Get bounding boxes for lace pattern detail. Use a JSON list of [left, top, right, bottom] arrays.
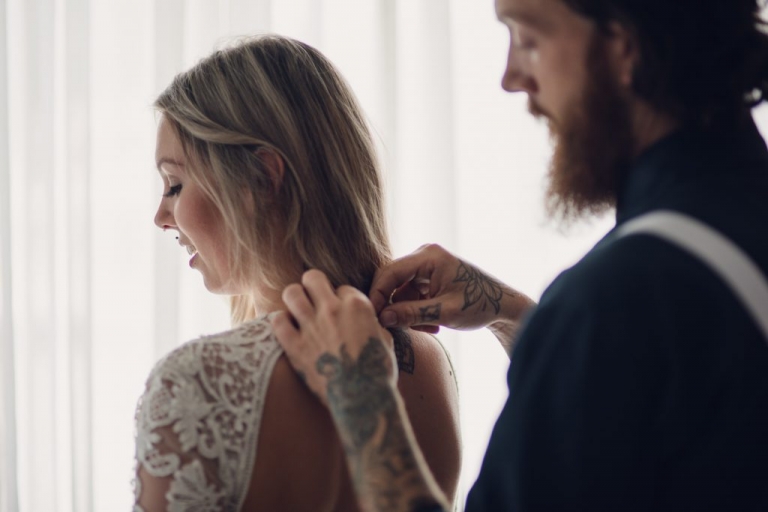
[[133, 314, 283, 511]]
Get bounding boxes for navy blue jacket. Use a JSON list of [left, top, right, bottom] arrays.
[[463, 117, 768, 511]]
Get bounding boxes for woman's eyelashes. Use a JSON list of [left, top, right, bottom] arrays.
[[164, 184, 182, 198]]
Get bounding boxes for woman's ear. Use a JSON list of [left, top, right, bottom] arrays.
[[255, 148, 285, 193]]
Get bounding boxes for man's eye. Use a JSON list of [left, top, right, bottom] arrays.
[[516, 36, 536, 51], [164, 184, 182, 198], [511, 27, 536, 52]]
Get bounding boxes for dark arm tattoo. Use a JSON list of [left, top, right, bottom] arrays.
[[317, 339, 445, 511], [453, 260, 506, 314], [392, 330, 415, 375], [317, 340, 393, 450]]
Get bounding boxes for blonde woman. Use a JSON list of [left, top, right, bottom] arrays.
[[133, 35, 461, 511]]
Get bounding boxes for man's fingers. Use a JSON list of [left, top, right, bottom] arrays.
[[272, 311, 330, 404], [301, 269, 337, 308], [390, 278, 432, 304], [337, 285, 378, 317], [336, 284, 368, 300], [370, 254, 438, 313], [370, 265, 417, 313], [378, 300, 444, 329], [271, 311, 301, 358], [271, 310, 297, 338], [281, 283, 315, 324]]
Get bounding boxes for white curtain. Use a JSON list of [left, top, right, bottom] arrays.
[[0, 0, 615, 510]]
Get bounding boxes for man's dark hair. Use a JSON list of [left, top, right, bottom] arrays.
[[562, 0, 768, 126]]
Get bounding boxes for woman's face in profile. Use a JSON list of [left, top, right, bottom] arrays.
[[153, 116, 238, 295]]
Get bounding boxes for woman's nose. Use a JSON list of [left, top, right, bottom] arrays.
[[154, 201, 175, 230]]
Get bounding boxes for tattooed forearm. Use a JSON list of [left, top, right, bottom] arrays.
[[453, 260, 508, 314], [318, 339, 447, 512], [317, 341, 393, 450], [368, 405, 425, 510]]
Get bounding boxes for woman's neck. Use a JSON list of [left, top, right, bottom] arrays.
[[249, 272, 300, 316], [251, 293, 287, 316]]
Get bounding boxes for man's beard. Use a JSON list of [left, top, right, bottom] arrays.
[[530, 36, 634, 225]]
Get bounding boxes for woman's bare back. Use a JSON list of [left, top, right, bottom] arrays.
[[243, 329, 461, 511]]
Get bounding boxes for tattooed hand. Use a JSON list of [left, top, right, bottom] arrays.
[[272, 269, 397, 406], [272, 270, 449, 512], [369, 244, 536, 352]]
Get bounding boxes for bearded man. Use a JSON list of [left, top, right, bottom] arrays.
[[273, 0, 768, 510]]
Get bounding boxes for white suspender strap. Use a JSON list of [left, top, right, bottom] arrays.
[[615, 210, 768, 343]]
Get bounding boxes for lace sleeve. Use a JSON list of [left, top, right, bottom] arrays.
[[132, 320, 283, 512], [133, 341, 233, 512]]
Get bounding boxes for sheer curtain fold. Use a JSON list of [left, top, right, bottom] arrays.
[[63, 0, 92, 510], [12, 0, 58, 511], [5, 0, 94, 510], [0, 0, 19, 508]]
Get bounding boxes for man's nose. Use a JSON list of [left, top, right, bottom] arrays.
[[501, 49, 537, 94]]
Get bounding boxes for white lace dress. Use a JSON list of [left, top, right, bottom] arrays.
[[133, 314, 283, 511]]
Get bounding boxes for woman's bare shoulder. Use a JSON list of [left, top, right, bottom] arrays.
[[395, 329, 462, 505], [393, 329, 457, 390]]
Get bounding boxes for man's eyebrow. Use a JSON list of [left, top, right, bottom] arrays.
[[156, 157, 184, 172], [497, 9, 548, 30]]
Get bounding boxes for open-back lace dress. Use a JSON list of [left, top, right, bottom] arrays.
[[133, 314, 282, 511]]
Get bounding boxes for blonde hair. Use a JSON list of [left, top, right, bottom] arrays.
[[155, 35, 392, 325]]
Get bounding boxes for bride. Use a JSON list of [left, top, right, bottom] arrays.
[[133, 35, 461, 511]]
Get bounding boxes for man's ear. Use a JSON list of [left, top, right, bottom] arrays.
[[604, 21, 639, 88], [255, 148, 286, 193]]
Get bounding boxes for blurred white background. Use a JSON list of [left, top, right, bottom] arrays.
[[10, 0, 759, 510]]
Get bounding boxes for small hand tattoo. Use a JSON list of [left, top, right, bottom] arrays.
[[419, 303, 441, 322], [453, 260, 505, 314]]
